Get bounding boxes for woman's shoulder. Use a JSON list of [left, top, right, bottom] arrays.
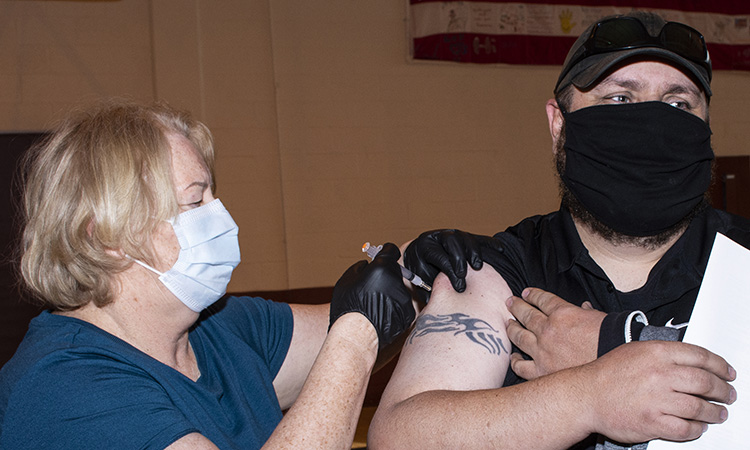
[[1, 314, 192, 449], [199, 295, 293, 333], [2, 311, 162, 399], [194, 296, 294, 370]]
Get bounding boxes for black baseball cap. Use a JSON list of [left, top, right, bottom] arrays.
[[554, 11, 712, 97]]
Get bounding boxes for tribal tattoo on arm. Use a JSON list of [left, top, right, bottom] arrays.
[[408, 313, 508, 356]]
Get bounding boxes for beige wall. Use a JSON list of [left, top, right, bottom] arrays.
[[3, 0, 750, 292]]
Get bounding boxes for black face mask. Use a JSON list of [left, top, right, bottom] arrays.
[[561, 101, 713, 237]]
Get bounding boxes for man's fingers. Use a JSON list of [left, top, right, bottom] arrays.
[[510, 352, 539, 380], [669, 342, 736, 383], [644, 341, 736, 405], [521, 287, 568, 315], [662, 390, 730, 425], [650, 415, 707, 443], [649, 392, 728, 442], [506, 296, 547, 331], [669, 365, 737, 405], [506, 319, 537, 353]]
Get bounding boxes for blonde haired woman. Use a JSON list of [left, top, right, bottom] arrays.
[[0, 99, 414, 449]]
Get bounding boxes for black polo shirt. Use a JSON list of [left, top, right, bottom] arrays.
[[493, 206, 750, 386]]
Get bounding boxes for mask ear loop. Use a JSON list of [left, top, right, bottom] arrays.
[[126, 255, 164, 276]]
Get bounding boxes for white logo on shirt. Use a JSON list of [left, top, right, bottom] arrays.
[[665, 318, 689, 329]]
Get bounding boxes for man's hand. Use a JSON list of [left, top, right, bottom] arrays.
[[330, 243, 416, 349], [583, 340, 737, 444], [403, 229, 504, 303], [506, 287, 605, 379]]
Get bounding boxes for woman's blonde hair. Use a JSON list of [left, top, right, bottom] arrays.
[[20, 99, 215, 310]]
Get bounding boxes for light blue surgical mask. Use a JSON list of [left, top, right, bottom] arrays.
[[132, 199, 241, 312]]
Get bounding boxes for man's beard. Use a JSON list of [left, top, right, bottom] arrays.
[[554, 130, 711, 250]]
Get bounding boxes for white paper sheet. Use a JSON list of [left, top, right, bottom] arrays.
[[648, 233, 749, 449]]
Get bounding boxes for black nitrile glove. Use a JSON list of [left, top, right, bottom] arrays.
[[330, 243, 415, 350], [404, 229, 504, 303]]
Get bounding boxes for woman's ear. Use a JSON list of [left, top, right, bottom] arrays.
[[88, 218, 125, 259], [546, 99, 564, 155], [104, 247, 126, 258]]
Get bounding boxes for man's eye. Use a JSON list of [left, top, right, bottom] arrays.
[[668, 100, 691, 110], [609, 95, 629, 103]]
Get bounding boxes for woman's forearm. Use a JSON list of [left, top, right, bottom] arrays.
[[264, 312, 378, 449]]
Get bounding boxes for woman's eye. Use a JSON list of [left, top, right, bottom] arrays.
[[179, 201, 202, 211]]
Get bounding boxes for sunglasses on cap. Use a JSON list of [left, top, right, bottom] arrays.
[[558, 16, 710, 89]]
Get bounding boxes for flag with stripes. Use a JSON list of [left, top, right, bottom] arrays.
[[409, 0, 750, 70]]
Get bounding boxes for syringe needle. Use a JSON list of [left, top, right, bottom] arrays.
[[362, 242, 432, 292]]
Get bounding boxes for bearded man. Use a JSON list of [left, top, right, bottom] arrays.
[[368, 11, 747, 450]]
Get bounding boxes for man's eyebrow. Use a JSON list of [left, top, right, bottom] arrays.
[[593, 77, 704, 101], [594, 77, 645, 92], [663, 83, 702, 98]]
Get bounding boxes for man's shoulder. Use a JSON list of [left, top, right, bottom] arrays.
[[703, 208, 750, 248], [492, 210, 570, 256], [494, 211, 561, 240], [487, 211, 571, 295]]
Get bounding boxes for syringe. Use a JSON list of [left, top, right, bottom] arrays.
[[362, 242, 432, 292]]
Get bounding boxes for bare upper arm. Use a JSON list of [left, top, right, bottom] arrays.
[[273, 302, 329, 409], [377, 266, 514, 408]]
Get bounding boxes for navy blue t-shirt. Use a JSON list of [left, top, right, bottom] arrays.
[[0, 296, 293, 449]]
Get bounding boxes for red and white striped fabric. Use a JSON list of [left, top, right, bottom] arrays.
[[409, 0, 750, 70]]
